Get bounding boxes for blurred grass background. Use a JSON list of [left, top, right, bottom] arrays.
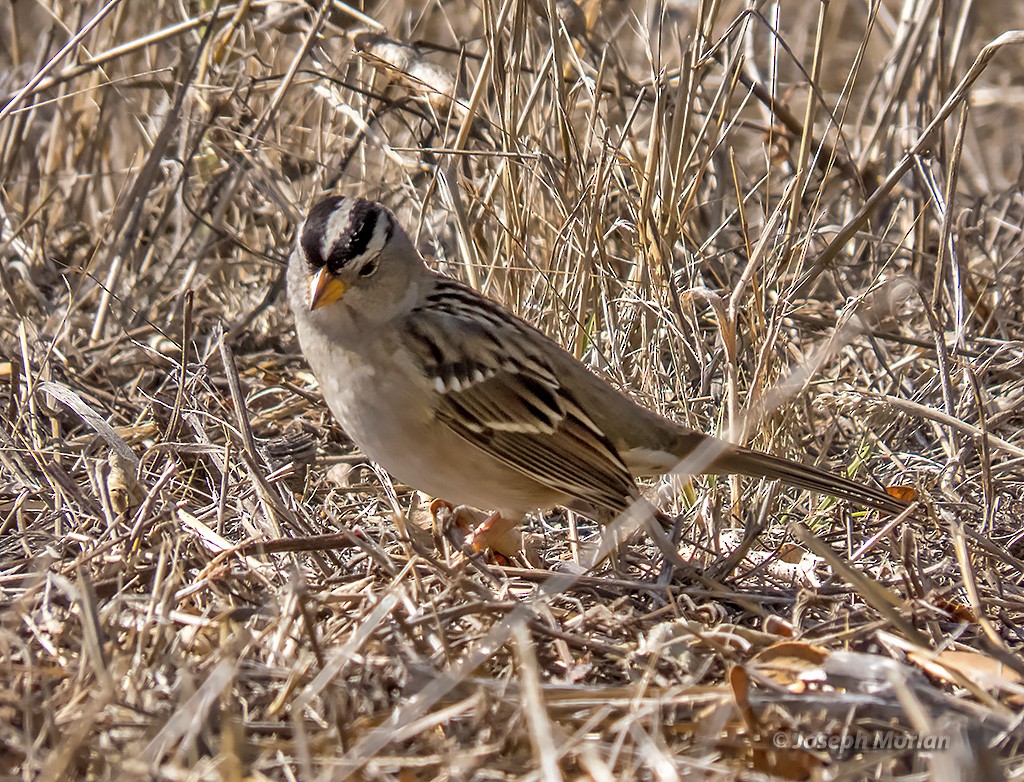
[[2, 0, 1024, 779]]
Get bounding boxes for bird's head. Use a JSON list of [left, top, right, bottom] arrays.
[[291, 195, 423, 326]]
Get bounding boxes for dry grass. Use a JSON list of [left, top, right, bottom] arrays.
[[3, 0, 1024, 779]]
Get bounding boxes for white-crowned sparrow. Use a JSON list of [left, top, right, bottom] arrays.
[[287, 195, 907, 521]]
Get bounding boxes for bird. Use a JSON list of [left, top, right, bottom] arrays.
[[286, 194, 908, 534]]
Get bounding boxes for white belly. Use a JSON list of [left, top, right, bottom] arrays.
[[298, 323, 563, 516]]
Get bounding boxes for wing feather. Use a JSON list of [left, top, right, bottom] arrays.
[[404, 279, 636, 513]]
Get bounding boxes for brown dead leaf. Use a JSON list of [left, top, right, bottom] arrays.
[[729, 665, 758, 731], [886, 485, 917, 503], [907, 649, 1023, 694], [467, 512, 522, 559], [106, 451, 142, 515], [729, 666, 818, 781], [750, 741, 819, 781], [763, 615, 795, 638], [750, 642, 830, 689], [928, 594, 979, 624]]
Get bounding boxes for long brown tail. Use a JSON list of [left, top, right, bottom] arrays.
[[713, 447, 909, 515]]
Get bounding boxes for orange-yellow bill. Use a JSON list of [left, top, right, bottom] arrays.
[[309, 268, 348, 310]]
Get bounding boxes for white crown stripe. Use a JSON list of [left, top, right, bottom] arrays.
[[322, 199, 358, 260]]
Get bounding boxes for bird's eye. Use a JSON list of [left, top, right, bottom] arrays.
[[358, 257, 379, 277]]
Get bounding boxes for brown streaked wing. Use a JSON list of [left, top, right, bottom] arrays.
[[404, 279, 638, 514]]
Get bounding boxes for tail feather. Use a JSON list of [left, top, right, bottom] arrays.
[[712, 447, 908, 515]]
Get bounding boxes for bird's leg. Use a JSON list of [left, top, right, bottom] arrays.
[[428, 499, 524, 561], [589, 504, 693, 580], [587, 508, 643, 575]]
